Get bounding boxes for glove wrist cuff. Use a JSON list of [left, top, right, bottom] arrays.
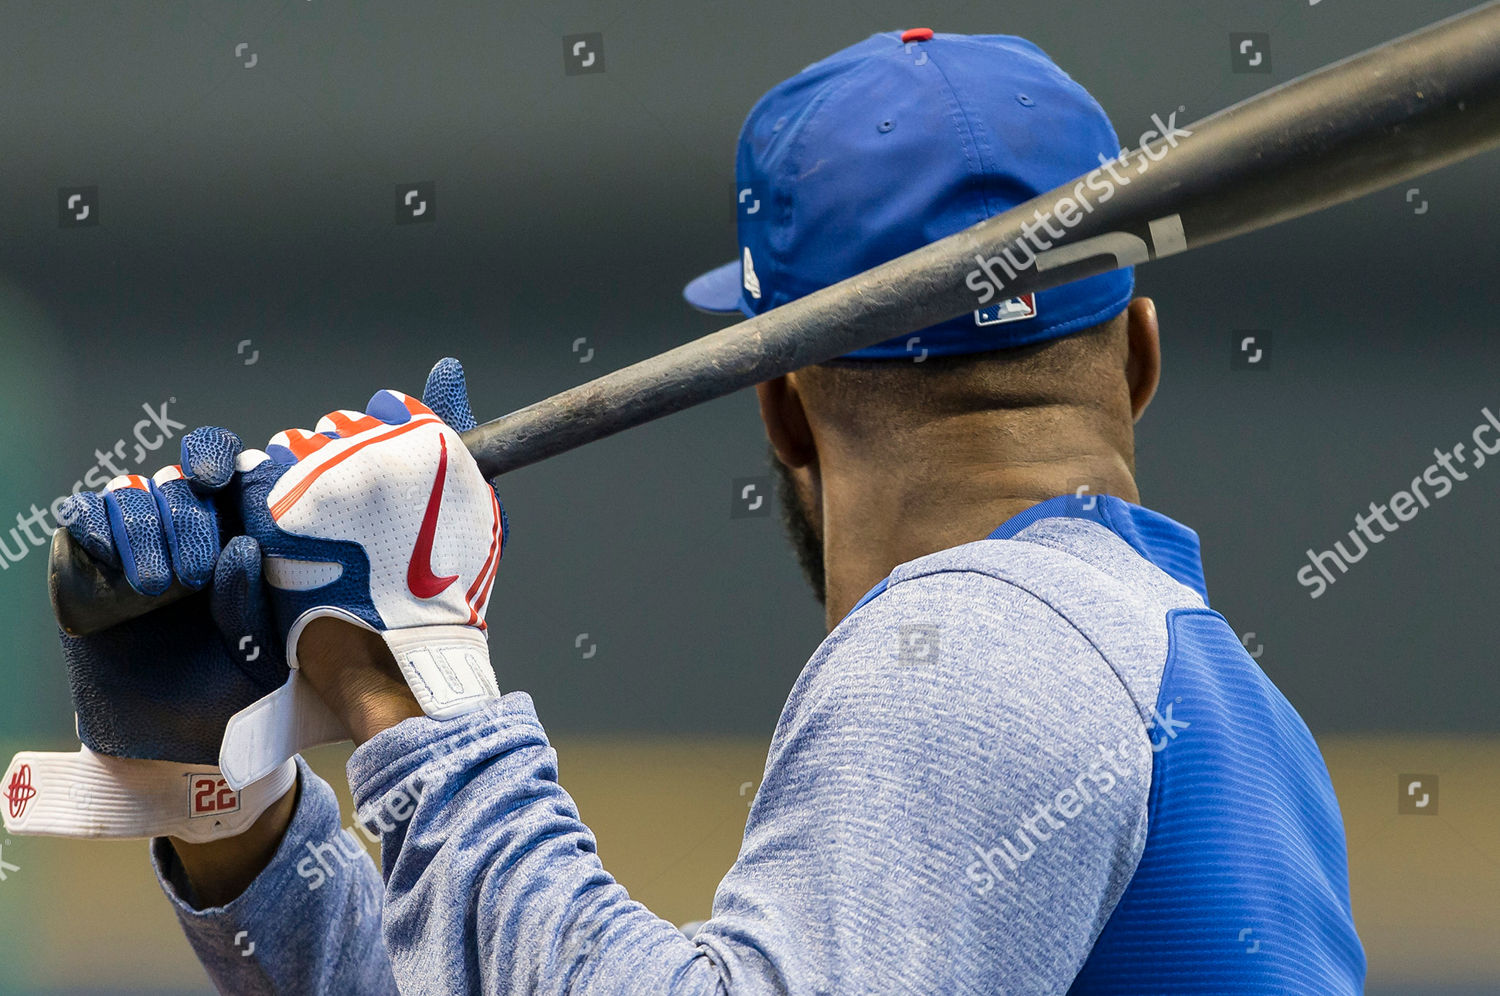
[[216, 623, 497, 791], [381, 624, 498, 719], [2, 746, 296, 842]]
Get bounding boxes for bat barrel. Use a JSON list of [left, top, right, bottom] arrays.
[[469, 0, 1500, 479], [53, 0, 1500, 634]]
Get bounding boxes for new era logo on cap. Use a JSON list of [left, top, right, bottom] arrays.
[[742, 247, 761, 299]]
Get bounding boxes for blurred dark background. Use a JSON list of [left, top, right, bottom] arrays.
[[0, 1, 1495, 991]]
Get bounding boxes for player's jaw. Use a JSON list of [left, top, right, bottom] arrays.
[[771, 448, 826, 608]]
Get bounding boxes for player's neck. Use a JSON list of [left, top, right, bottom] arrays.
[[818, 441, 1138, 629]]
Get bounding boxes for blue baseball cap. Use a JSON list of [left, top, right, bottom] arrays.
[[682, 28, 1134, 360]]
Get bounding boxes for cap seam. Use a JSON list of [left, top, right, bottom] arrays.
[[921, 43, 1000, 223], [768, 54, 892, 303], [939, 35, 1118, 139], [784, 54, 889, 194]]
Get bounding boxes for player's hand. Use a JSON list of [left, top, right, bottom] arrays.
[[217, 357, 506, 786], [1, 428, 297, 842]]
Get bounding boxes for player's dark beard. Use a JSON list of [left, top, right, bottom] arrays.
[[771, 449, 825, 606]]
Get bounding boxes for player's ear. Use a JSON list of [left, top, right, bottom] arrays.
[[1124, 296, 1161, 423], [756, 374, 816, 470]]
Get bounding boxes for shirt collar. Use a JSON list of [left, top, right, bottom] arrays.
[[986, 493, 1209, 603]]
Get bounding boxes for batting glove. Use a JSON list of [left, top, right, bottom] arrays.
[[218, 358, 506, 788], [2, 428, 296, 842]]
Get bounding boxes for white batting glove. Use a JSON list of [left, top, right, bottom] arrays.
[[218, 360, 505, 788]]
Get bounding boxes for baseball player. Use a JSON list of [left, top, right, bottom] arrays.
[[4, 29, 1364, 994]]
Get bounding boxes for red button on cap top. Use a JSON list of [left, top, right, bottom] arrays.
[[901, 27, 934, 43]]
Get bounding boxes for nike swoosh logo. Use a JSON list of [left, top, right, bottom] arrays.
[[407, 434, 460, 599]]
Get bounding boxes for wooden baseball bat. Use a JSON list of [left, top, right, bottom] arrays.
[[51, 0, 1500, 636]]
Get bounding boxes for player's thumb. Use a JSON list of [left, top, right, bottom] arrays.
[[422, 354, 509, 551], [422, 356, 477, 432], [210, 535, 284, 690]]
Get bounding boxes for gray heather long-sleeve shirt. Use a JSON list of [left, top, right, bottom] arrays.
[[153, 494, 1364, 994]]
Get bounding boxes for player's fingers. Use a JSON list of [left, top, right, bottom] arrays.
[[210, 534, 283, 688], [103, 475, 172, 596], [365, 389, 435, 425], [231, 447, 292, 527], [232, 447, 285, 490], [59, 491, 120, 570], [265, 428, 332, 466], [179, 426, 243, 492], [421, 357, 478, 432], [151, 466, 218, 590], [314, 409, 383, 438], [235, 448, 272, 475]]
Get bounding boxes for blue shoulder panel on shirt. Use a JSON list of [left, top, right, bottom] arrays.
[[989, 494, 1208, 603], [845, 577, 889, 617], [1069, 608, 1365, 994]]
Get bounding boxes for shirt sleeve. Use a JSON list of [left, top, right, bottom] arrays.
[[152, 755, 399, 995], [347, 568, 1154, 996]]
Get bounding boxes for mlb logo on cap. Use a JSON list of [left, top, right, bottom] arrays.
[[976, 294, 1038, 327], [683, 29, 1134, 360]]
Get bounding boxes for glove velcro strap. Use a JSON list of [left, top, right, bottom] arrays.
[[381, 624, 498, 719], [218, 619, 496, 791], [219, 670, 347, 791], [1, 746, 295, 842]]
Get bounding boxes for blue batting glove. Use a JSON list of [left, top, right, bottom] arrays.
[[59, 427, 288, 763], [2, 427, 296, 842]]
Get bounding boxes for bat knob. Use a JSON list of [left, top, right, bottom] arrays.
[[48, 527, 192, 637]]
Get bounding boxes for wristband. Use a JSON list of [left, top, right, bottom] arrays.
[[2, 745, 296, 843]]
